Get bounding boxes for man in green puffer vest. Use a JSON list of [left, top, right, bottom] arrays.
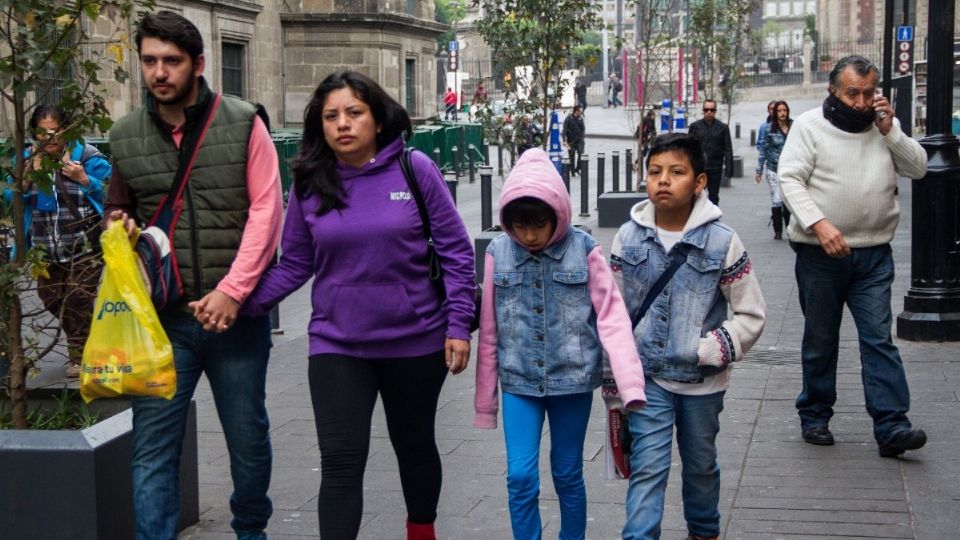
[[104, 11, 282, 540]]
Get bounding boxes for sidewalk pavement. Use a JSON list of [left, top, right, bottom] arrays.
[[33, 96, 956, 539]]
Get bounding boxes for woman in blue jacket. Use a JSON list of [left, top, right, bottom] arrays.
[[4, 105, 110, 376]]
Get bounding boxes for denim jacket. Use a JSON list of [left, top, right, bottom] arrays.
[[611, 191, 758, 383], [489, 227, 604, 395]]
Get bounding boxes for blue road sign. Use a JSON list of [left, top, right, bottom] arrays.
[[897, 26, 913, 42], [448, 40, 458, 51]]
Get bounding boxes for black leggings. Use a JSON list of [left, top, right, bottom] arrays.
[[308, 351, 448, 539]]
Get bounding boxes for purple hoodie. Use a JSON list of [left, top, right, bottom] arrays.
[[242, 137, 475, 358]]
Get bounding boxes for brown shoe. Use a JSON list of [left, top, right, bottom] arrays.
[[65, 363, 81, 378]]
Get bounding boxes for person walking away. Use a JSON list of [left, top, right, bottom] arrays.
[[474, 148, 646, 540], [241, 70, 476, 540], [104, 11, 282, 539], [516, 116, 538, 156], [574, 79, 588, 112], [443, 87, 457, 120], [610, 134, 766, 540], [3, 105, 110, 378], [755, 100, 793, 239], [562, 105, 586, 175], [687, 99, 733, 206], [778, 55, 928, 457]]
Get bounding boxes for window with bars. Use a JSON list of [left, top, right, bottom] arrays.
[[222, 42, 245, 98]]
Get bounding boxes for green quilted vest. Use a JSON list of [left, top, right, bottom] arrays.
[[109, 94, 256, 303]]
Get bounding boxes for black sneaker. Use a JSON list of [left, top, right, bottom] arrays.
[[879, 428, 927, 457], [801, 426, 835, 445]]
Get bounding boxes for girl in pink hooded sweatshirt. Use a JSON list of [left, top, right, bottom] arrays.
[[474, 149, 646, 539]]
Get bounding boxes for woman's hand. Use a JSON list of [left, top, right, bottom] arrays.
[[755, 172, 762, 184], [445, 338, 471, 374], [60, 156, 89, 186]]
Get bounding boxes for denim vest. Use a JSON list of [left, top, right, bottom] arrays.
[[489, 227, 603, 397], [615, 220, 734, 382]]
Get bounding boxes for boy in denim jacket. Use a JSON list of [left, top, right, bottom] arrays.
[[609, 134, 766, 540], [474, 148, 646, 540]]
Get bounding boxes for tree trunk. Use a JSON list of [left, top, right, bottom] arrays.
[[5, 298, 27, 429]]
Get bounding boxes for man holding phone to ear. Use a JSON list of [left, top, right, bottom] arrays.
[[778, 55, 929, 458]]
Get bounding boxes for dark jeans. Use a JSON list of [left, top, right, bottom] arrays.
[[704, 169, 722, 206], [567, 140, 584, 173], [309, 351, 448, 539], [793, 243, 913, 444], [36, 254, 101, 363], [132, 313, 273, 539]]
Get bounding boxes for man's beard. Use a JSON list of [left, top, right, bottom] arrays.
[[153, 76, 195, 106]]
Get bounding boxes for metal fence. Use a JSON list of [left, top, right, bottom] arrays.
[[740, 38, 886, 88]]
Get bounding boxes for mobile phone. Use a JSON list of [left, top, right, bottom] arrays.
[[875, 89, 887, 120]]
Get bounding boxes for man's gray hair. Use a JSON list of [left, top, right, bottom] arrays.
[[828, 55, 880, 92]]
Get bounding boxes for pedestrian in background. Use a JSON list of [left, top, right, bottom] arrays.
[[779, 55, 928, 457], [756, 100, 793, 239], [562, 105, 585, 175], [610, 134, 766, 540], [474, 148, 646, 540], [755, 100, 776, 156], [3, 105, 110, 378], [443, 86, 457, 120], [242, 70, 476, 540], [105, 11, 282, 539], [688, 99, 733, 206], [608, 73, 623, 108], [574, 78, 588, 112]]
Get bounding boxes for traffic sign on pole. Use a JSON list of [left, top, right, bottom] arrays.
[[896, 26, 913, 42]]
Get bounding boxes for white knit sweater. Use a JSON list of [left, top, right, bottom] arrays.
[[778, 107, 927, 247]]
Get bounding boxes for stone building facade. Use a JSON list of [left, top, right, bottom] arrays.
[[2, 0, 445, 136]]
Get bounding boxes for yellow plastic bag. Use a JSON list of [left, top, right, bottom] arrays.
[[81, 221, 176, 403]]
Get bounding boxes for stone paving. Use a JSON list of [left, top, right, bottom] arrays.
[[81, 95, 957, 539]]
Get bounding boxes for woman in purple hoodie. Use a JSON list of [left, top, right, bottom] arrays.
[[242, 71, 475, 540]]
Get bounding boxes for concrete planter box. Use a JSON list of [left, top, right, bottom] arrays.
[[598, 192, 648, 228], [0, 395, 199, 539]]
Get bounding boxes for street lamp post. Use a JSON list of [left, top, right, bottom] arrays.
[[895, 0, 960, 341]]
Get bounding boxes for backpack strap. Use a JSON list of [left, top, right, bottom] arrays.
[[631, 243, 692, 329]]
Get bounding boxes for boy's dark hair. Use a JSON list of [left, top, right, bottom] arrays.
[[501, 197, 557, 231], [645, 133, 706, 176], [136, 11, 204, 61]]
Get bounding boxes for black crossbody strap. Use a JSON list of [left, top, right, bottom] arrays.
[[399, 148, 444, 283], [149, 93, 222, 227], [631, 243, 692, 329]]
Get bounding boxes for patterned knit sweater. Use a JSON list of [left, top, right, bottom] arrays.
[[778, 107, 927, 247]]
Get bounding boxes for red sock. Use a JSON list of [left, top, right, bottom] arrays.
[[406, 520, 436, 540]]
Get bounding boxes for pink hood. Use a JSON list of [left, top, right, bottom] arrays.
[[498, 148, 572, 247]]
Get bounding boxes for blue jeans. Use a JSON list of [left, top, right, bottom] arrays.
[[623, 379, 724, 540], [502, 391, 593, 540], [793, 243, 913, 444], [131, 313, 273, 540]]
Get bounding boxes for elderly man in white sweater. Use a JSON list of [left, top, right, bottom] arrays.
[[778, 55, 928, 458]]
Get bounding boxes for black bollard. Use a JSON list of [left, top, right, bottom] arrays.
[[480, 166, 494, 231], [735, 122, 741, 139], [469, 144, 477, 183], [579, 154, 590, 217], [750, 129, 756, 147], [433, 147, 442, 168], [270, 305, 283, 335], [451, 145, 460, 177], [612, 151, 620, 192], [561, 157, 571, 193], [596, 152, 606, 206], [444, 172, 458, 205], [497, 143, 504, 177], [511, 142, 516, 167], [482, 139, 489, 165], [626, 148, 633, 192]]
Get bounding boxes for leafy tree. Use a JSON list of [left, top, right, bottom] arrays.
[[689, 0, 760, 117], [473, 0, 603, 149], [435, 0, 467, 51], [0, 0, 153, 428]]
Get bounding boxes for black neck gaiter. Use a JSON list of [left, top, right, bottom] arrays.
[[822, 93, 875, 133]]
